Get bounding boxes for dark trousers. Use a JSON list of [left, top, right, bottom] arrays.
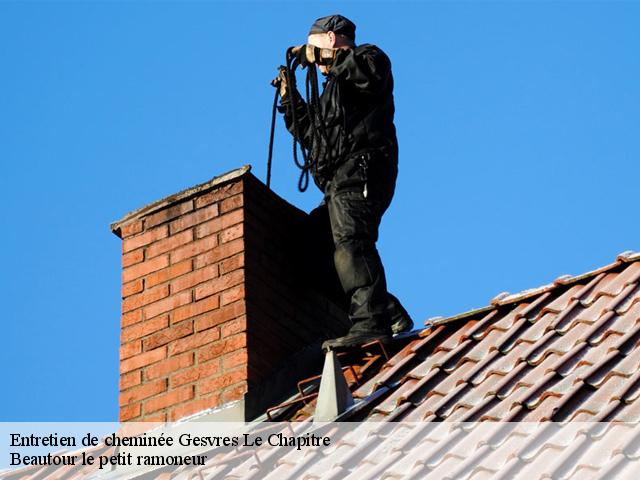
[[308, 150, 408, 334]]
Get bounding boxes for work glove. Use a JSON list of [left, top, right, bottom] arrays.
[[291, 44, 337, 67], [270, 66, 289, 98]]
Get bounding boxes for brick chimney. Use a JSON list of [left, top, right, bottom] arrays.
[[111, 166, 349, 422]]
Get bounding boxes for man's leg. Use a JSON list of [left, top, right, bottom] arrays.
[[309, 202, 413, 335], [306, 202, 349, 310], [322, 185, 393, 349]]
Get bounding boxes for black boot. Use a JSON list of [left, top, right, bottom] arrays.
[[387, 293, 414, 334], [322, 331, 391, 352], [322, 318, 391, 352]]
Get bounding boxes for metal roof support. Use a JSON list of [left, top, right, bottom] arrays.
[[314, 350, 355, 422]]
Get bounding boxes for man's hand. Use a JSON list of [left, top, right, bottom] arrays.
[[290, 45, 310, 66], [271, 66, 289, 98], [292, 44, 337, 67]]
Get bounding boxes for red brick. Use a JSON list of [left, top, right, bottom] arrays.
[[122, 285, 169, 313], [144, 385, 194, 413], [170, 264, 219, 293], [145, 201, 194, 228], [222, 349, 248, 370], [219, 194, 243, 213], [123, 225, 168, 253], [121, 316, 169, 343], [197, 334, 247, 363], [219, 253, 244, 275], [221, 284, 245, 306], [169, 204, 219, 234], [171, 361, 220, 388], [171, 235, 218, 263], [145, 352, 194, 380], [145, 260, 193, 288], [221, 382, 248, 403], [120, 370, 142, 390], [195, 210, 243, 239], [123, 255, 169, 283], [193, 238, 244, 269], [220, 315, 247, 338], [170, 328, 221, 356], [122, 249, 144, 268], [121, 347, 167, 374], [219, 223, 243, 244], [173, 295, 220, 324], [119, 220, 143, 238], [122, 309, 143, 328], [119, 379, 166, 406], [143, 321, 194, 351], [122, 279, 144, 298], [146, 229, 194, 259], [142, 412, 167, 422], [170, 394, 220, 421], [194, 301, 246, 333], [120, 340, 142, 360], [194, 269, 244, 301], [195, 182, 243, 208], [144, 290, 192, 319], [120, 403, 141, 421], [199, 368, 247, 395]]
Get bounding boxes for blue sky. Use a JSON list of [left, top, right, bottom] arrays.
[[1, 1, 638, 421]]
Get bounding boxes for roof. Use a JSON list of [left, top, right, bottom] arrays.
[[175, 250, 640, 479], [5, 251, 640, 479], [260, 250, 640, 424], [193, 422, 640, 479], [353, 250, 640, 423]]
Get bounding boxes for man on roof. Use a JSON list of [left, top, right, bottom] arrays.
[[276, 14, 414, 350]]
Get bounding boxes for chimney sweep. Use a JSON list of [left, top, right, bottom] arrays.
[[270, 14, 414, 351]]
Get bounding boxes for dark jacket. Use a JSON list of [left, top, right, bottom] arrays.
[[279, 43, 398, 192]]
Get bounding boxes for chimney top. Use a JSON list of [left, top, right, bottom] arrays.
[[111, 165, 251, 237]]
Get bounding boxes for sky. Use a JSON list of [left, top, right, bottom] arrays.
[[1, 1, 638, 421]]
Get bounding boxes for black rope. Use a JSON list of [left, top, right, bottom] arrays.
[[267, 48, 331, 192], [286, 50, 314, 191], [266, 87, 278, 190]]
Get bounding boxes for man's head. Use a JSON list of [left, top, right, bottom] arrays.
[[307, 14, 356, 74]]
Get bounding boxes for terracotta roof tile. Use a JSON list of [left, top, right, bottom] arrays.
[[403, 348, 449, 379], [607, 301, 640, 334], [615, 285, 640, 314], [604, 266, 637, 294], [575, 376, 628, 415], [462, 331, 503, 363], [541, 284, 586, 314], [575, 295, 612, 323], [464, 349, 503, 385], [434, 323, 477, 352], [509, 443, 566, 478], [445, 404, 473, 421], [619, 372, 640, 404], [516, 313, 554, 344], [484, 304, 527, 331], [372, 378, 420, 414]]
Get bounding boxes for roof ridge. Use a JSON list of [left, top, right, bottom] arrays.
[[429, 250, 640, 328]]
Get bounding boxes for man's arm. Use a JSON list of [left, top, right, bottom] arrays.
[[328, 45, 392, 96]]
